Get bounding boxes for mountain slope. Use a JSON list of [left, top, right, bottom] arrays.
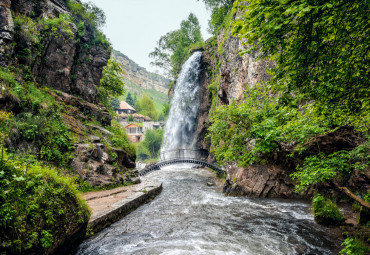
[[113, 50, 170, 107]]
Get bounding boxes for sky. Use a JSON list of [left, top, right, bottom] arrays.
[[81, 0, 212, 74]]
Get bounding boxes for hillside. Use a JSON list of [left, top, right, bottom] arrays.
[[113, 50, 170, 108], [0, 1, 137, 253]]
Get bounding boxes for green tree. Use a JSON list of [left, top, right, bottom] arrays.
[[99, 57, 125, 106], [162, 103, 170, 120], [126, 92, 135, 106], [67, 0, 106, 29], [143, 129, 164, 158], [149, 13, 203, 78], [199, 0, 234, 9], [198, 0, 234, 34], [135, 94, 159, 121], [109, 97, 120, 109]]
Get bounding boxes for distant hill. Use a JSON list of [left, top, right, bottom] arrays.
[[113, 50, 170, 109]]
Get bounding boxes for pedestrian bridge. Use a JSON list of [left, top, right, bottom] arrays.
[[138, 149, 225, 177]]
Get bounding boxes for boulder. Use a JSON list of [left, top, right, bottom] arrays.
[[223, 162, 311, 198]]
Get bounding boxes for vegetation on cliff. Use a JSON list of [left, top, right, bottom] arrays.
[[198, 0, 234, 35], [205, 0, 369, 252], [209, 0, 369, 200], [0, 1, 135, 252]]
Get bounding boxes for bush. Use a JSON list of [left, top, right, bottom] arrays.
[[106, 120, 136, 157], [312, 194, 345, 226], [0, 153, 90, 253], [340, 238, 370, 255], [66, 0, 110, 47], [136, 129, 164, 160]]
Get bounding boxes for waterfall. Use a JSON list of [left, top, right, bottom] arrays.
[[161, 52, 203, 157]]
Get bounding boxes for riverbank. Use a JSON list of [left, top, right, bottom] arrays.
[[83, 180, 163, 235]]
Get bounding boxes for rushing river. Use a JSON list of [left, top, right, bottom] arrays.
[[77, 167, 338, 255]]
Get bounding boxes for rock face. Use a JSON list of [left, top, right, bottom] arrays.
[[2, 0, 110, 103], [196, 29, 300, 198], [0, 0, 137, 188], [196, 35, 273, 153], [222, 163, 309, 198], [113, 50, 170, 94], [72, 141, 136, 188], [0, 0, 14, 67]]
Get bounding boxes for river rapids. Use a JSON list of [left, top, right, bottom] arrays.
[[77, 167, 338, 255]]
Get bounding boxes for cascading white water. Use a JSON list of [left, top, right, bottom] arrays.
[[161, 52, 203, 157]]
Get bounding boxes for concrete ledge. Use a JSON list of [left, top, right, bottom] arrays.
[[88, 182, 162, 234]]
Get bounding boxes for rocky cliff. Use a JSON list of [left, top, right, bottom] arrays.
[[196, 20, 368, 200], [0, 0, 136, 188], [113, 50, 170, 95], [0, 1, 139, 253], [195, 26, 305, 198], [1, 0, 109, 103]]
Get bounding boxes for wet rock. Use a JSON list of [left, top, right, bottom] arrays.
[[206, 180, 216, 186], [223, 162, 310, 198], [112, 148, 136, 169], [7, 0, 111, 103], [131, 177, 141, 184], [72, 143, 135, 188], [295, 244, 307, 254]]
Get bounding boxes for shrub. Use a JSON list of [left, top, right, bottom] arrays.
[[0, 154, 90, 253], [66, 0, 110, 47], [340, 238, 370, 255], [312, 194, 345, 226], [106, 120, 136, 157]]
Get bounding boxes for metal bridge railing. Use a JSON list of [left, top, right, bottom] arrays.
[[138, 149, 225, 177], [159, 149, 209, 162]]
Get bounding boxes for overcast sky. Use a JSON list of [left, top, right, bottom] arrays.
[[81, 0, 212, 74]]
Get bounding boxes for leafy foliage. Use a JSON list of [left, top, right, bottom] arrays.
[[161, 103, 170, 120], [136, 129, 164, 160], [340, 238, 370, 255], [0, 110, 88, 253], [109, 97, 120, 109], [232, 0, 370, 129], [149, 13, 203, 78], [99, 57, 125, 107], [66, 0, 109, 47], [0, 69, 74, 166], [106, 120, 136, 157], [292, 142, 370, 192], [126, 92, 135, 107], [208, 86, 327, 166], [208, 0, 370, 193], [135, 94, 160, 121], [198, 0, 234, 34], [312, 194, 345, 226], [0, 154, 90, 253], [66, 0, 106, 29]]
